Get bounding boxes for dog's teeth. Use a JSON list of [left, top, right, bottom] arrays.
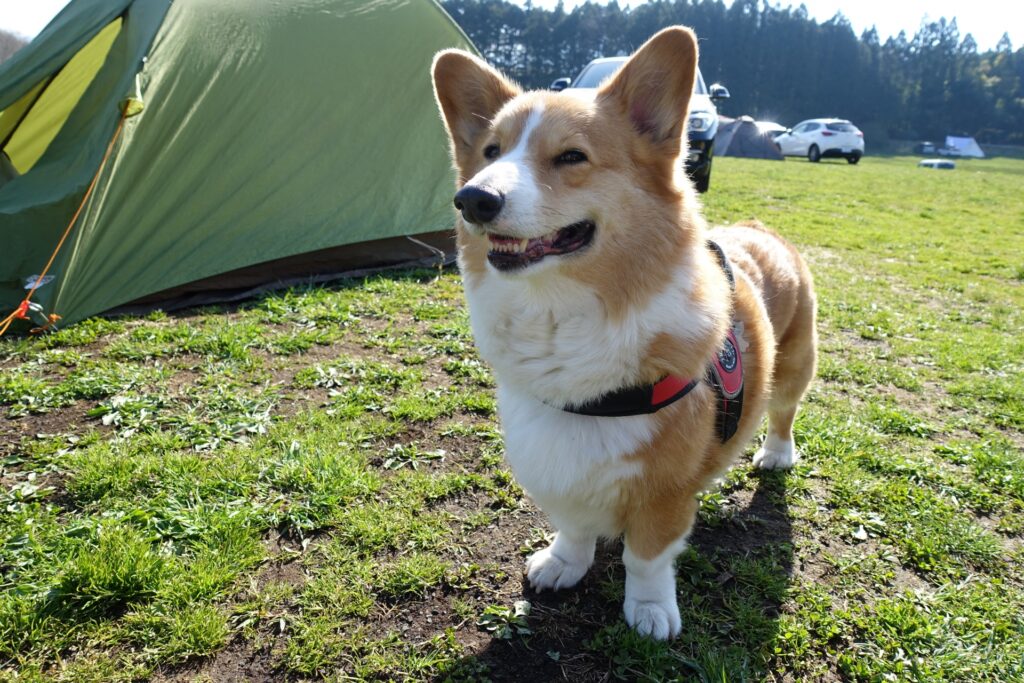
[[490, 237, 533, 255]]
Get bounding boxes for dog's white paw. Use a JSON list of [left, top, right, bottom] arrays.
[[623, 596, 682, 640], [754, 434, 798, 470], [525, 546, 589, 591]]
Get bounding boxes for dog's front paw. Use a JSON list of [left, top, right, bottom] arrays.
[[525, 546, 589, 591], [754, 436, 798, 470], [623, 596, 682, 640]]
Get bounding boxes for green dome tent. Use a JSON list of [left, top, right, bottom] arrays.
[[0, 0, 474, 330]]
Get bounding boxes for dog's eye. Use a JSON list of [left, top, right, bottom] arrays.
[[555, 149, 588, 166], [484, 144, 501, 160]]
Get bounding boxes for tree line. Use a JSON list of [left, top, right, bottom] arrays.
[[0, 30, 27, 64], [442, 0, 1024, 146]]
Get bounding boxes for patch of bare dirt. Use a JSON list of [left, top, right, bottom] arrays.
[[151, 532, 317, 683], [151, 638, 279, 683], [1, 403, 105, 457]]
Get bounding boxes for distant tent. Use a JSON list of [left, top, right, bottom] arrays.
[[944, 136, 985, 158], [716, 116, 784, 160], [919, 159, 956, 170], [0, 0, 475, 329]]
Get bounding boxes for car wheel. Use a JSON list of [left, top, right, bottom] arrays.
[[694, 164, 711, 193], [847, 153, 861, 165], [808, 145, 821, 163]]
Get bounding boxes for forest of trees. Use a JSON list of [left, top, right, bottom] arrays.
[[442, 0, 1024, 146], [0, 30, 27, 64], [3, 4, 1021, 146]]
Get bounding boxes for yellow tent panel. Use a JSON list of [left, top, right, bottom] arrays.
[[2, 19, 121, 173]]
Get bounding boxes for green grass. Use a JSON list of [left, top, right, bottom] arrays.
[[1, 155, 1022, 681]]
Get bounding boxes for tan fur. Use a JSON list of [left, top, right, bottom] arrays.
[[433, 26, 817, 602], [623, 226, 815, 559]]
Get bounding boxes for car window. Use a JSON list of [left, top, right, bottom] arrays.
[[572, 59, 709, 95], [694, 69, 708, 95], [572, 60, 626, 88], [792, 123, 809, 134], [826, 122, 856, 132], [806, 123, 821, 131]]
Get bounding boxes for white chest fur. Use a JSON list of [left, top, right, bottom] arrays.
[[464, 266, 709, 406], [496, 385, 650, 537], [462, 264, 715, 536]]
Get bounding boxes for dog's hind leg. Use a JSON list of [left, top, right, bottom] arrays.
[[755, 273, 817, 470], [754, 404, 802, 469]]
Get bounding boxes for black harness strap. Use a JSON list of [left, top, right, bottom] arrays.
[[706, 239, 735, 288], [560, 240, 745, 443], [565, 375, 700, 418]]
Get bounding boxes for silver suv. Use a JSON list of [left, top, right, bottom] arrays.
[[551, 57, 730, 192]]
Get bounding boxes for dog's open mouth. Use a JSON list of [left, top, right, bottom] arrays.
[[486, 220, 596, 271]]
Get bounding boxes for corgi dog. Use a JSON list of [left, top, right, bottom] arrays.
[[431, 26, 816, 640]]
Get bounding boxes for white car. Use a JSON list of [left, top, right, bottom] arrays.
[[775, 118, 864, 164]]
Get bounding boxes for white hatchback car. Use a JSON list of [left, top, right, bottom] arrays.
[[775, 118, 864, 164]]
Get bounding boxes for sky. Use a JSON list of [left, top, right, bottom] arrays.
[[2, 0, 72, 39], [0, 0, 1018, 51]]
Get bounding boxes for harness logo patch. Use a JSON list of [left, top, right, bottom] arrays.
[[719, 338, 738, 372], [711, 328, 744, 400]]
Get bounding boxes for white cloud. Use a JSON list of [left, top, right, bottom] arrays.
[[0, 0, 72, 39]]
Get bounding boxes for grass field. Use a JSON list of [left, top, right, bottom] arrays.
[[1, 155, 1023, 682]]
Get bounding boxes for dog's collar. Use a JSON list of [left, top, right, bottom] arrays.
[[557, 240, 745, 442], [559, 374, 702, 418]]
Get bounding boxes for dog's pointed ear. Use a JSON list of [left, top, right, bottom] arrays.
[[432, 50, 520, 169], [597, 27, 698, 151]]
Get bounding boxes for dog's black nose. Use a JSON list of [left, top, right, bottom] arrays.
[[453, 186, 504, 225]]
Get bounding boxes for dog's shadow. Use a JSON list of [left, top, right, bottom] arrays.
[[455, 467, 795, 682], [681, 467, 796, 672]]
